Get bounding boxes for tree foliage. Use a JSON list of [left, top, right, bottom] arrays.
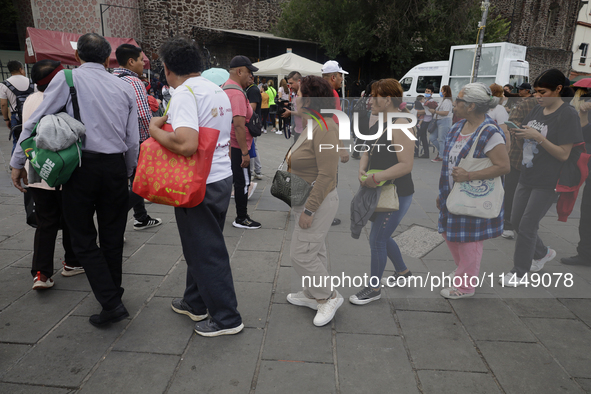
[[273, 0, 511, 78]]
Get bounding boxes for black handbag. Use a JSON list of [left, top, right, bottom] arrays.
[[24, 189, 37, 228], [270, 136, 313, 207]]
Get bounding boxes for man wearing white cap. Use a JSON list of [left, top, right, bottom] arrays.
[[322, 60, 349, 226]]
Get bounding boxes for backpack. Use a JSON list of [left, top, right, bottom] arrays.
[[222, 84, 263, 137], [2, 79, 34, 141], [20, 69, 84, 187]]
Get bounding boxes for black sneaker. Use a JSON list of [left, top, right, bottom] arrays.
[[331, 218, 341, 226], [349, 287, 381, 305], [232, 216, 261, 229], [381, 270, 413, 287], [171, 298, 208, 321], [133, 216, 163, 230], [194, 318, 244, 337]]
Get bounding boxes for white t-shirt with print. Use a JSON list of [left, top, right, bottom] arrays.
[[166, 76, 233, 185], [447, 130, 505, 188], [487, 105, 509, 126]]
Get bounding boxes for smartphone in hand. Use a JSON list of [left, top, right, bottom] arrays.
[[504, 121, 520, 129]]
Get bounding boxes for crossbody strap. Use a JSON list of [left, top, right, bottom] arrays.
[[63, 69, 81, 122], [457, 123, 490, 167]]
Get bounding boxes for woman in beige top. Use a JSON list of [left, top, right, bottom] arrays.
[[285, 76, 342, 327], [23, 60, 84, 290]]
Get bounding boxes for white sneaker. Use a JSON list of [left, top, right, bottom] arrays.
[[313, 291, 343, 327], [530, 247, 556, 272], [253, 173, 263, 180], [275, 130, 283, 134], [446, 269, 457, 279], [286, 291, 318, 310], [502, 230, 515, 239], [499, 272, 528, 287], [271, 128, 277, 133], [248, 183, 257, 199]]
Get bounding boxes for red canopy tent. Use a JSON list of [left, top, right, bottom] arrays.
[[24, 27, 150, 69]]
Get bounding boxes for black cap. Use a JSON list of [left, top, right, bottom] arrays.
[[229, 55, 258, 72], [517, 82, 531, 90]]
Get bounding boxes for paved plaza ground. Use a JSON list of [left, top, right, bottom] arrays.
[[1, 124, 590, 393]]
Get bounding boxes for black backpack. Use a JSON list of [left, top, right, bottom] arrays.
[[2, 80, 34, 125], [222, 84, 262, 137]]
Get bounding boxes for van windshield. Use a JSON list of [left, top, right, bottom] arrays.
[[417, 76, 441, 93], [400, 77, 412, 92]]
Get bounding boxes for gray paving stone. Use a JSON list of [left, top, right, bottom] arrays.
[[255, 195, 291, 212], [504, 298, 577, 319], [477, 341, 584, 393], [575, 378, 591, 392], [422, 242, 454, 261], [248, 210, 289, 230], [335, 298, 398, 335], [0, 267, 35, 311], [394, 225, 444, 259], [255, 360, 336, 394], [0, 343, 30, 377], [0, 383, 71, 394], [234, 281, 272, 329], [0, 228, 34, 250], [559, 299, 591, 326], [263, 304, 333, 363], [122, 244, 181, 275], [2, 316, 121, 387], [79, 351, 179, 394], [0, 289, 87, 343], [230, 251, 280, 283], [122, 229, 155, 258], [337, 333, 418, 393], [417, 370, 501, 394], [114, 296, 193, 354], [154, 261, 186, 298], [390, 297, 453, 313], [523, 317, 591, 378], [70, 273, 161, 318], [0, 217, 31, 238], [273, 267, 303, 304], [451, 299, 536, 342], [144, 222, 182, 246], [237, 228, 285, 252], [397, 310, 487, 372], [167, 327, 262, 394], [327, 234, 371, 257], [0, 249, 30, 270]]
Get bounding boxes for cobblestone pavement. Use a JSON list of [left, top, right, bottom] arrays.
[[1, 125, 590, 393]]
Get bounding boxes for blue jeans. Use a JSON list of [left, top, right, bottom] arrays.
[[369, 194, 413, 280], [429, 118, 452, 157]]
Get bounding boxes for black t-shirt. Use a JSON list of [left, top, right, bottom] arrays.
[[246, 84, 262, 120], [519, 103, 584, 189]]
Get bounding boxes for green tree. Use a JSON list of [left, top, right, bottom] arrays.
[[274, 0, 510, 78]]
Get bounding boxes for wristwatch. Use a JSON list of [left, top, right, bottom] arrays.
[[303, 208, 314, 216]]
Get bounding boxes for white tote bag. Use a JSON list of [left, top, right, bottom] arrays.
[[446, 126, 504, 219]]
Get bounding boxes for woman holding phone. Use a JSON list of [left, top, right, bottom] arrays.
[[500, 69, 583, 286]]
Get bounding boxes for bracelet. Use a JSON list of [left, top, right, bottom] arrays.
[[372, 173, 377, 184], [538, 138, 544, 145], [242, 152, 249, 157]]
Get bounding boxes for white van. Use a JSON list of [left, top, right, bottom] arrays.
[[400, 42, 529, 99]]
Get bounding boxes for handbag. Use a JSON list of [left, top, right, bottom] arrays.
[[270, 133, 313, 207], [132, 85, 220, 208], [367, 141, 399, 212], [24, 189, 37, 228], [446, 125, 504, 219], [427, 119, 438, 134]]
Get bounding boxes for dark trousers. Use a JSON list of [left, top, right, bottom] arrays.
[[578, 176, 591, 260], [128, 168, 148, 222], [511, 183, 556, 277], [231, 147, 251, 219], [29, 187, 79, 278], [415, 121, 429, 156], [62, 153, 128, 311], [174, 176, 242, 329], [503, 166, 521, 231], [269, 105, 277, 127], [261, 108, 270, 127]]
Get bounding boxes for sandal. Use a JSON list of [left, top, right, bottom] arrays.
[[440, 287, 474, 299]]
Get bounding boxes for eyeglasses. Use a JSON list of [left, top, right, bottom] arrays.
[[455, 98, 467, 104]]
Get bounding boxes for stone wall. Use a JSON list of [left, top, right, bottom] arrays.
[[491, 0, 579, 77]]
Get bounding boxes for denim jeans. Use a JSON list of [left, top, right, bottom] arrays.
[[369, 194, 413, 281], [429, 118, 452, 157], [511, 183, 556, 277]]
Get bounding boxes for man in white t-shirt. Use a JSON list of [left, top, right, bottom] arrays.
[[0, 61, 35, 153], [149, 37, 243, 337]]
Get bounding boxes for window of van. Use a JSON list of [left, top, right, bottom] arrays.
[[417, 76, 441, 93], [401, 77, 412, 92]]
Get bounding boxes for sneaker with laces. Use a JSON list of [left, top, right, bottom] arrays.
[[32, 271, 54, 290], [133, 216, 163, 230], [253, 173, 263, 180], [440, 287, 474, 299], [194, 318, 244, 337], [499, 272, 528, 287], [232, 216, 261, 229], [431, 157, 443, 162], [501, 229, 515, 239], [314, 291, 344, 326], [275, 130, 283, 134], [171, 298, 208, 321], [61, 261, 85, 277], [287, 291, 318, 310], [530, 247, 556, 272], [380, 271, 413, 287], [349, 287, 381, 305]]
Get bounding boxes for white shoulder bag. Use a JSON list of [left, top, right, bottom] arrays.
[[446, 125, 504, 219]]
